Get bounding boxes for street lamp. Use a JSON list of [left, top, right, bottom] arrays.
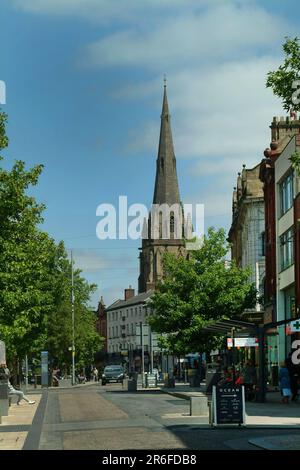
[[71, 250, 76, 386]]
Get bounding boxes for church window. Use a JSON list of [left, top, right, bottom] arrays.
[[170, 211, 175, 235], [159, 212, 162, 238]]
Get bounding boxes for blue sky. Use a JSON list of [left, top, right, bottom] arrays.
[[1, 0, 299, 307]]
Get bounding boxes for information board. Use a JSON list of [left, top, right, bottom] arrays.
[[41, 351, 49, 387], [213, 385, 245, 426]]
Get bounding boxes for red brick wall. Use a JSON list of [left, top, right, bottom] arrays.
[[294, 193, 300, 316]]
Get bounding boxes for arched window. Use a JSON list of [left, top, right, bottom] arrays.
[[159, 212, 162, 238], [170, 211, 175, 238]]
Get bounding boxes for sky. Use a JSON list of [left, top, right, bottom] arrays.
[[1, 0, 299, 307]]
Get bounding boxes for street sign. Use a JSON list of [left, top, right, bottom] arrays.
[[213, 385, 245, 426], [227, 337, 258, 348], [145, 373, 157, 388], [288, 319, 300, 334]]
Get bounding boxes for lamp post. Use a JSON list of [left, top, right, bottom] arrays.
[[71, 250, 76, 386]]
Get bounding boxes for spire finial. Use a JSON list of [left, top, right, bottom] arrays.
[[163, 74, 167, 88]]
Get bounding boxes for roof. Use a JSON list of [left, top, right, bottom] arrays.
[[106, 290, 154, 311]]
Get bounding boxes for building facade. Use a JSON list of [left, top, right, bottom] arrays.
[[228, 163, 265, 323], [106, 288, 156, 371], [95, 296, 107, 352], [260, 116, 300, 370]]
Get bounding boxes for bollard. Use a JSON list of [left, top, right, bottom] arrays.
[[190, 395, 208, 416]]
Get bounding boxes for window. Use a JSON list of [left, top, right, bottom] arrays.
[[131, 323, 134, 334], [261, 231, 265, 257], [135, 307, 137, 316], [112, 326, 114, 337], [280, 228, 294, 271], [170, 211, 174, 238], [159, 212, 162, 239], [280, 172, 294, 216], [116, 326, 118, 336]]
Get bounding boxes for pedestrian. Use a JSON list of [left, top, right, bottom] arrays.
[[286, 352, 300, 402], [242, 360, 257, 401], [279, 361, 292, 404], [93, 367, 99, 382]]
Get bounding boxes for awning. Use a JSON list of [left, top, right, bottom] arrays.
[[203, 318, 257, 335]]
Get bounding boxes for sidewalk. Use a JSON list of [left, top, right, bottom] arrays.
[[160, 382, 300, 428], [0, 393, 42, 450]]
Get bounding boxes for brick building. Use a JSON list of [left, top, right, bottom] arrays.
[[260, 115, 300, 368]]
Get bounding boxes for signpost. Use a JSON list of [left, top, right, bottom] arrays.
[[0, 341, 5, 364], [41, 351, 49, 387], [212, 385, 245, 426]]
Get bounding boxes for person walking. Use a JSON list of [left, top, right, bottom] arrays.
[[279, 361, 292, 404], [93, 367, 99, 382], [242, 360, 257, 401], [286, 353, 299, 402]]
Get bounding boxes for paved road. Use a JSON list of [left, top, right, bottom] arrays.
[[29, 383, 300, 450]]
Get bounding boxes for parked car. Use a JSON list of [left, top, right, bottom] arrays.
[[101, 365, 125, 385]]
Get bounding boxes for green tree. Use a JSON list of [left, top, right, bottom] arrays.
[[0, 111, 103, 371], [45, 244, 103, 370], [266, 37, 300, 176], [148, 228, 256, 355], [266, 37, 300, 112]]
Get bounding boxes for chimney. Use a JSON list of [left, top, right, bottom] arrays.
[[124, 285, 135, 301]]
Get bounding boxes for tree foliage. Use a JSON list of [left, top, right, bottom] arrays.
[[148, 228, 257, 355], [266, 37, 300, 112], [0, 110, 103, 368]]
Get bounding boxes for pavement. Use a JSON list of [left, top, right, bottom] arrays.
[[0, 380, 300, 450], [160, 382, 300, 428]]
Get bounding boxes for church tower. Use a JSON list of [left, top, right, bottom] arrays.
[[138, 82, 186, 293]]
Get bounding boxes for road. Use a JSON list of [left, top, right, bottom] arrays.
[[25, 383, 300, 450]]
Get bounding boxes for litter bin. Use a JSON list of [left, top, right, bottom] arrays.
[[127, 377, 137, 392], [164, 373, 175, 388], [188, 369, 201, 387]]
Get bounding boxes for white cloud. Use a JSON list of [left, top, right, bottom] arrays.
[[73, 249, 111, 273], [82, 4, 288, 69]]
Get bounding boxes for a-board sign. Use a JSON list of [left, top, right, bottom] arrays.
[[213, 385, 245, 426], [146, 373, 157, 388]]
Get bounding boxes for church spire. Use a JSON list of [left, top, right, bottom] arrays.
[[153, 81, 181, 205]]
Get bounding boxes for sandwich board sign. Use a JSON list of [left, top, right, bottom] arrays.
[[212, 385, 245, 426]]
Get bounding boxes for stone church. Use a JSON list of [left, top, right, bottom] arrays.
[[138, 83, 189, 293]]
